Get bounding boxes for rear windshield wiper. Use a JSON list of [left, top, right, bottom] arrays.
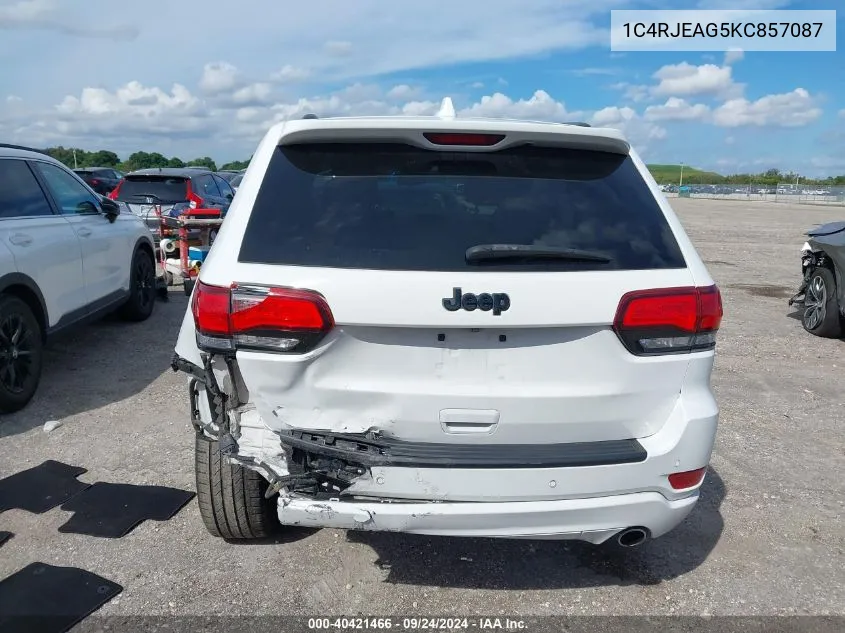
[[465, 244, 612, 264]]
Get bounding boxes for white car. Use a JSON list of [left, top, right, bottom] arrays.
[[0, 144, 157, 412], [173, 100, 722, 547]]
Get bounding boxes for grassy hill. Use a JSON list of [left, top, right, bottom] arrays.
[[646, 164, 724, 184]]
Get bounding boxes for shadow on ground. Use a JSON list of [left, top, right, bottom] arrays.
[[0, 290, 188, 437], [347, 468, 727, 590]]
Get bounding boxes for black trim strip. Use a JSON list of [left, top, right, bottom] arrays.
[[47, 289, 130, 338], [280, 429, 647, 469]]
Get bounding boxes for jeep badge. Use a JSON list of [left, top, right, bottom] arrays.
[[442, 287, 510, 316]]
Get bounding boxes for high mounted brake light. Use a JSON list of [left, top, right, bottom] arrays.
[[613, 285, 722, 355], [423, 133, 505, 146], [191, 281, 334, 354]]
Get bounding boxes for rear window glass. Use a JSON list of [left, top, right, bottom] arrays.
[[74, 170, 93, 176], [238, 143, 686, 272], [117, 176, 188, 203]]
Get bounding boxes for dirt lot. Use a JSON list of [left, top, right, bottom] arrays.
[[0, 198, 843, 617]]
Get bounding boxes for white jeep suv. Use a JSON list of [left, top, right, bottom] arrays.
[[173, 101, 722, 547], [0, 144, 157, 412]]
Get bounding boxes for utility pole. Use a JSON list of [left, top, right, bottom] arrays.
[[72, 149, 78, 169], [679, 162, 685, 187]]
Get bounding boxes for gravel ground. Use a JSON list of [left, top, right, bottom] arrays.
[[0, 198, 843, 618]]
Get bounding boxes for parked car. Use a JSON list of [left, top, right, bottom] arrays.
[[215, 170, 241, 183], [73, 167, 124, 196], [0, 144, 157, 412], [229, 173, 243, 193], [108, 167, 234, 242], [172, 101, 723, 547], [789, 220, 845, 338]]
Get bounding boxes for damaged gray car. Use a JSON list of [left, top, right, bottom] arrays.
[[789, 220, 845, 338]]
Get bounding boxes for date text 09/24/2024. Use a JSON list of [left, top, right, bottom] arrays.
[[307, 618, 527, 631]]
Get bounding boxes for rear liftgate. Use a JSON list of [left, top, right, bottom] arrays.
[[172, 279, 722, 507]]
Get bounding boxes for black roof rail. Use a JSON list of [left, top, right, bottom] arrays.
[[0, 143, 48, 155], [302, 113, 319, 119], [564, 122, 591, 127]]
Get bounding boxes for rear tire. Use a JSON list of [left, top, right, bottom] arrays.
[[801, 267, 842, 338], [0, 295, 44, 413], [194, 433, 280, 539], [120, 249, 156, 322]]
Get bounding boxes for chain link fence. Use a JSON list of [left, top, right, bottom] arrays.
[[659, 183, 845, 206]]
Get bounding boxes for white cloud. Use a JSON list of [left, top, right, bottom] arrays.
[[590, 106, 667, 151], [271, 65, 310, 82], [725, 136, 735, 145], [6, 95, 22, 103], [839, 109, 845, 118], [0, 0, 618, 96], [231, 83, 273, 106], [459, 90, 576, 122], [198, 62, 276, 107], [4, 80, 661, 156], [470, 82, 484, 89], [0, 0, 138, 39], [610, 82, 649, 103], [644, 97, 710, 122], [651, 62, 741, 98], [0, 0, 49, 21], [199, 62, 241, 94], [810, 156, 845, 171], [724, 49, 744, 65], [336, 83, 382, 102], [570, 67, 617, 77], [324, 40, 353, 56], [56, 82, 201, 117], [713, 88, 822, 128], [386, 84, 420, 101], [48, 81, 208, 141]]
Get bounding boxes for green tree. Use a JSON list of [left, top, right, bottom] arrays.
[[186, 156, 217, 171], [219, 159, 250, 171], [87, 150, 120, 167]]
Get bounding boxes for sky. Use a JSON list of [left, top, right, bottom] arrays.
[[0, 0, 843, 176]]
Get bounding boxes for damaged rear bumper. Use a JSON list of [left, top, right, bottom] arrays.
[[276, 491, 698, 542]]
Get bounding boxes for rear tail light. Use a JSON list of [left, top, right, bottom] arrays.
[[423, 133, 505, 146], [107, 180, 123, 200], [668, 467, 707, 490], [191, 281, 334, 354], [613, 285, 722, 355]]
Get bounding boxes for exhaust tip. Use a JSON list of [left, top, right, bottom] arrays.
[[616, 527, 649, 548]]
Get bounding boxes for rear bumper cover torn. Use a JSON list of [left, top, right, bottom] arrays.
[[279, 429, 647, 469], [276, 491, 698, 542]]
